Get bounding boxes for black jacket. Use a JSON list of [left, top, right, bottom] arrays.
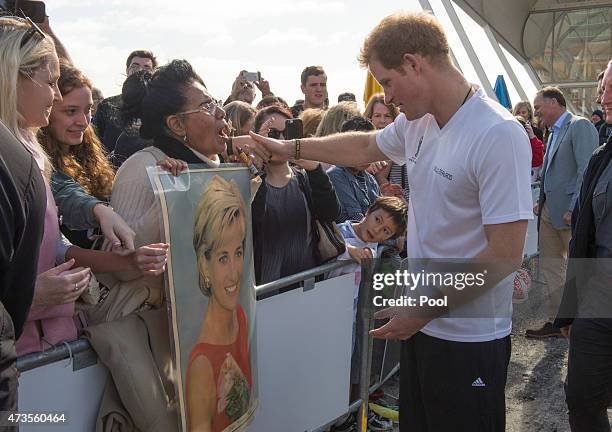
[[252, 164, 340, 284], [0, 122, 46, 338]]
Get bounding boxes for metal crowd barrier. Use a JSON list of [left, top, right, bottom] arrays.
[[16, 252, 397, 431], [16, 259, 355, 374], [17, 182, 543, 428]]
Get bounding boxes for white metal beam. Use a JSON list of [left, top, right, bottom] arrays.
[[417, 0, 463, 73], [483, 24, 529, 102], [439, 0, 497, 99]]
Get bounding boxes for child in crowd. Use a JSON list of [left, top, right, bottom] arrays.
[[330, 196, 407, 429], [333, 195, 408, 278], [330, 195, 407, 350]]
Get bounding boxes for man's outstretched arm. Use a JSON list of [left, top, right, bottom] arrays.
[[234, 131, 388, 168]]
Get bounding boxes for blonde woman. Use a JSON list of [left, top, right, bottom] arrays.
[[314, 101, 361, 138], [363, 93, 408, 202], [512, 100, 543, 141], [223, 101, 256, 136], [0, 17, 167, 359], [314, 102, 361, 170], [187, 175, 252, 432], [299, 108, 325, 138]]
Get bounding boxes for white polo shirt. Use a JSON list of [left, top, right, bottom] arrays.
[[376, 88, 533, 342]]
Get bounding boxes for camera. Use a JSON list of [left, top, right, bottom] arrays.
[[285, 119, 303, 140], [242, 71, 260, 82]]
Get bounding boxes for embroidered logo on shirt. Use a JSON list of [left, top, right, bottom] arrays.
[[433, 166, 453, 181], [408, 136, 424, 164]]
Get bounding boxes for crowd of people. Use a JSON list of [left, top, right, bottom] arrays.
[[0, 5, 611, 432]]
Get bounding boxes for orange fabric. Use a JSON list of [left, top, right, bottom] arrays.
[[363, 71, 383, 105], [186, 305, 252, 432]]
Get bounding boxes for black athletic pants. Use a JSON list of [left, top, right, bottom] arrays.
[[566, 318, 612, 432], [399, 332, 511, 432]]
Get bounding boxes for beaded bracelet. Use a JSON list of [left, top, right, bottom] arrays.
[[294, 139, 301, 160]]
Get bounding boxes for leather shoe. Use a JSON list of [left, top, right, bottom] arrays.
[[525, 321, 562, 338]]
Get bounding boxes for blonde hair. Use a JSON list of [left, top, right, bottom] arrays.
[[363, 93, 399, 121], [358, 11, 450, 69], [224, 101, 256, 135], [314, 102, 361, 137], [0, 17, 57, 172], [193, 176, 247, 296], [299, 108, 324, 138], [512, 101, 534, 123]]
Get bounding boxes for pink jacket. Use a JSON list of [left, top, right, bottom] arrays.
[[16, 177, 79, 356]]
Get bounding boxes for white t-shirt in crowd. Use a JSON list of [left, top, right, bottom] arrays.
[[329, 221, 378, 299], [376, 87, 533, 342]]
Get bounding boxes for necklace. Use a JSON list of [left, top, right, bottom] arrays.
[[461, 85, 473, 106]]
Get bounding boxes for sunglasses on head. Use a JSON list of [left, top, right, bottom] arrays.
[[0, 13, 47, 48]]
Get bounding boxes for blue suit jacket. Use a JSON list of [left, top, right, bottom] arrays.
[[538, 113, 599, 229]]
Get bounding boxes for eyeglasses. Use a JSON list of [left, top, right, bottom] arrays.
[[0, 14, 47, 48], [176, 99, 223, 117]]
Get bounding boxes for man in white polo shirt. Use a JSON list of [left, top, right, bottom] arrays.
[[237, 11, 532, 432]]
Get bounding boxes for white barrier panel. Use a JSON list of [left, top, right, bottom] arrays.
[[16, 273, 356, 432], [18, 360, 107, 431], [523, 185, 540, 257], [248, 274, 355, 432]]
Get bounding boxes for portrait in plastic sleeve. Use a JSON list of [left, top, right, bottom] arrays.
[[150, 166, 258, 432]]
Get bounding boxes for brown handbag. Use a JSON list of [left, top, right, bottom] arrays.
[[316, 220, 346, 263]]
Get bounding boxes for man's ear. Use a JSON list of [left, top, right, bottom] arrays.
[[166, 114, 186, 137], [401, 53, 422, 74], [300, 84, 306, 95]]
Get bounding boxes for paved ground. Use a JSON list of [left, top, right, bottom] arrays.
[[380, 278, 612, 431]]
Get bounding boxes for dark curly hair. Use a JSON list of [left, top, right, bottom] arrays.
[[40, 61, 114, 200], [120, 59, 206, 140]]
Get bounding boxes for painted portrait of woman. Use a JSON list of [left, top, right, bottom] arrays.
[[186, 175, 253, 432]]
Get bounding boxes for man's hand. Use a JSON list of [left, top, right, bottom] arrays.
[[563, 211, 572, 226], [560, 325, 571, 339], [233, 132, 293, 165], [369, 306, 432, 340], [254, 76, 272, 97]]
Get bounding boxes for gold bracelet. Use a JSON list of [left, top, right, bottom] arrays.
[[294, 139, 301, 160]]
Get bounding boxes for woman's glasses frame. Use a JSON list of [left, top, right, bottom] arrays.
[[0, 13, 47, 48], [175, 99, 224, 117]]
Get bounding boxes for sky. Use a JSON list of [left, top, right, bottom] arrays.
[[46, 0, 539, 111]]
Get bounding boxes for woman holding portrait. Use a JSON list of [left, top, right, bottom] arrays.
[[187, 175, 253, 432]]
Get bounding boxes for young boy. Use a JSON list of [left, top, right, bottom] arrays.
[[334, 196, 408, 277], [330, 195, 407, 350], [330, 196, 407, 429]]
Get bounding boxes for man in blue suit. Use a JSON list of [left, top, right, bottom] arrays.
[[527, 87, 599, 338]]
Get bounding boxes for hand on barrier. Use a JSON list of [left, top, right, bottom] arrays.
[[369, 306, 432, 340], [347, 245, 373, 264]]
